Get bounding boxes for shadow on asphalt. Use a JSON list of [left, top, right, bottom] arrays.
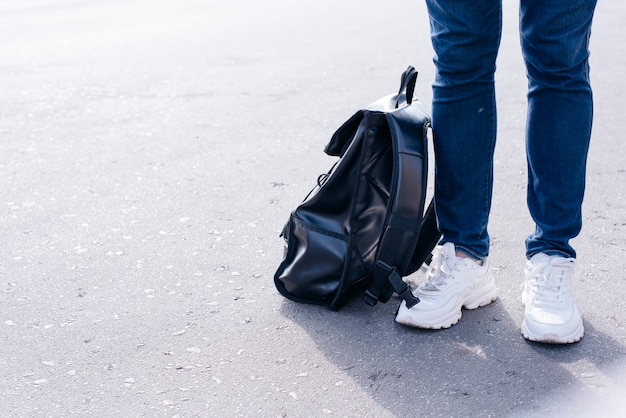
[[279, 289, 626, 417]]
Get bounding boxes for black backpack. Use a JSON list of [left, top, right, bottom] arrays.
[[274, 66, 440, 311]]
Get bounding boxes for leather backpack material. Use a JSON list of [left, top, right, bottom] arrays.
[[274, 66, 440, 311]]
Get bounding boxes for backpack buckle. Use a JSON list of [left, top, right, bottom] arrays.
[[364, 261, 397, 306], [365, 261, 420, 308], [363, 289, 379, 306]]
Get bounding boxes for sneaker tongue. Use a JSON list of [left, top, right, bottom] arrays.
[[530, 262, 570, 303], [419, 243, 469, 292], [441, 242, 456, 258]]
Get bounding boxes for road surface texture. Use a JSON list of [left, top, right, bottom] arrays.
[[1, 0, 625, 416]]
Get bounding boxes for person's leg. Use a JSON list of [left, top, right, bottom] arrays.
[[521, 0, 597, 259], [429, 0, 503, 260], [520, 0, 596, 343], [396, 0, 502, 329]]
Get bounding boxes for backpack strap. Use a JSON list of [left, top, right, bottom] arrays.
[[364, 214, 424, 308], [407, 199, 440, 275], [363, 66, 433, 309]]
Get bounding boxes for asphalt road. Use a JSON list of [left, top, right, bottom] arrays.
[[1, 0, 626, 416]]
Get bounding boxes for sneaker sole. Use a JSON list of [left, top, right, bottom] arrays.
[[396, 285, 498, 330], [521, 319, 584, 344]]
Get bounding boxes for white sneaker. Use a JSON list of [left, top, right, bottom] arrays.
[[395, 242, 497, 329], [521, 253, 584, 344]]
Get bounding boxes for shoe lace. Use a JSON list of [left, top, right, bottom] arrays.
[[420, 245, 459, 291], [526, 257, 575, 306]]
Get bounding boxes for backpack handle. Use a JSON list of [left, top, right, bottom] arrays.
[[395, 66, 418, 108]]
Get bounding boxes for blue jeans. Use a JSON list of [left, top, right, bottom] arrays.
[[426, 0, 596, 259]]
